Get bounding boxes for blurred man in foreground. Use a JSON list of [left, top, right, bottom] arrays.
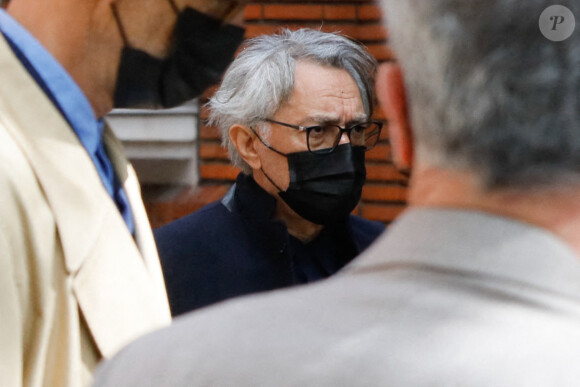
[[0, 0, 244, 385], [93, 1, 580, 385]]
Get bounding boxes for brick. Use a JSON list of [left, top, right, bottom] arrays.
[[245, 23, 322, 38], [323, 5, 356, 21], [200, 143, 229, 160], [200, 163, 241, 180], [366, 43, 393, 61], [170, 185, 231, 221], [200, 85, 219, 100], [320, 24, 386, 41], [359, 24, 389, 41], [362, 184, 407, 202], [360, 204, 406, 223], [263, 5, 323, 20], [358, 5, 383, 21], [145, 184, 232, 228], [373, 107, 387, 121], [245, 23, 384, 42], [199, 125, 221, 140], [350, 203, 362, 217], [365, 143, 390, 161], [320, 24, 357, 39], [144, 200, 176, 229], [245, 24, 287, 38], [366, 164, 408, 182], [244, 4, 262, 20], [379, 126, 390, 140]]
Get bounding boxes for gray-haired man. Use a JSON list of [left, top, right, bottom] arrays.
[[94, 1, 580, 385], [154, 28, 384, 315]]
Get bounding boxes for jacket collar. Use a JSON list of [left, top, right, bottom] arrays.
[[0, 34, 171, 357], [228, 173, 279, 222], [0, 33, 134, 273], [350, 208, 580, 299]]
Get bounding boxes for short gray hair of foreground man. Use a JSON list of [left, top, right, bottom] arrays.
[[93, 1, 580, 385]]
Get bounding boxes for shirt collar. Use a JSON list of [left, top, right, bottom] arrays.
[[0, 9, 103, 154], [233, 173, 280, 221]]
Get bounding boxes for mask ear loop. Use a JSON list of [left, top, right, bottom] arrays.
[[166, 0, 179, 15], [111, 3, 130, 46], [260, 167, 285, 192], [112, 1, 179, 46], [221, 2, 245, 23], [248, 126, 287, 156], [248, 126, 286, 192]]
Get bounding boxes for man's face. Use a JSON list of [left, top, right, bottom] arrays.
[[255, 60, 367, 194]]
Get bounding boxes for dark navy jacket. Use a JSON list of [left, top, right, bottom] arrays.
[[155, 173, 385, 316]]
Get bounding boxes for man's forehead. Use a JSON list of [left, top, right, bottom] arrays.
[[274, 61, 367, 125]]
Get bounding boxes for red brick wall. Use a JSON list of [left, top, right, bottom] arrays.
[[145, 0, 408, 228]]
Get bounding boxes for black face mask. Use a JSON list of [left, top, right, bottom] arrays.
[[261, 143, 367, 225], [111, 2, 244, 109]]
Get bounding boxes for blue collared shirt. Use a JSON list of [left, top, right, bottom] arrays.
[[0, 10, 134, 233]]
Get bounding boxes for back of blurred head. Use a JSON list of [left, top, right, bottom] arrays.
[[381, 0, 580, 190]]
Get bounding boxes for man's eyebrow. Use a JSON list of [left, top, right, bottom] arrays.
[[300, 113, 369, 126], [347, 114, 370, 126], [299, 114, 340, 125]]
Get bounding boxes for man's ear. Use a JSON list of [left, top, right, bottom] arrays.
[[229, 124, 262, 170], [376, 62, 413, 172]]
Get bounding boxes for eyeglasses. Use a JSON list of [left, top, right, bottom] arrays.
[[265, 119, 383, 155]]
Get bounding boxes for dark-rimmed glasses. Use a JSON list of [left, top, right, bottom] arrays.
[[265, 118, 383, 155]]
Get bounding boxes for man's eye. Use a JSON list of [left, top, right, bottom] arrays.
[[351, 124, 367, 133], [309, 126, 325, 135]]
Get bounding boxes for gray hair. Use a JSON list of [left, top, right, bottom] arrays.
[[207, 28, 378, 174], [382, 0, 580, 190]]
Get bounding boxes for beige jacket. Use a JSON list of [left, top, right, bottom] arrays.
[[0, 34, 171, 387]]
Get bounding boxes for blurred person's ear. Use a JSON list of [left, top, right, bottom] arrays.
[[229, 124, 262, 170], [376, 62, 413, 173]]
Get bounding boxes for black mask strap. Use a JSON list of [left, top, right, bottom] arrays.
[[245, 127, 287, 191], [112, 1, 179, 46], [248, 126, 288, 157], [111, 3, 130, 46], [166, 0, 179, 15], [260, 167, 284, 192]]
